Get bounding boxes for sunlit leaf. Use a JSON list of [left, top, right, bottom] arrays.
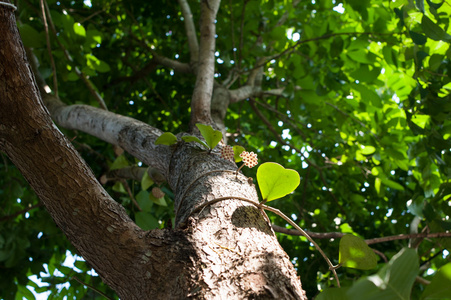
[[339, 234, 377, 270], [256, 162, 300, 202], [233, 145, 245, 162], [73, 23, 86, 37]]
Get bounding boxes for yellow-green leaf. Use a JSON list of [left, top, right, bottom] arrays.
[[256, 162, 300, 202]]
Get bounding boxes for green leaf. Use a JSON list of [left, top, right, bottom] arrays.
[[73, 23, 86, 37], [361, 145, 376, 155], [17, 285, 36, 300], [316, 287, 349, 300], [18, 24, 45, 48], [339, 234, 377, 270], [196, 123, 223, 150], [136, 190, 152, 211], [149, 193, 167, 206], [155, 132, 177, 145], [421, 263, 451, 299], [141, 169, 154, 190], [381, 178, 405, 191], [86, 54, 110, 73], [347, 248, 418, 300], [112, 182, 127, 194], [256, 162, 300, 202], [110, 154, 129, 170], [409, 31, 427, 45], [421, 15, 451, 42], [233, 145, 245, 162], [135, 212, 159, 230], [181, 135, 209, 149]]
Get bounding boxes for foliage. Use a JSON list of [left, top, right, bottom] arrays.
[[1, 0, 451, 299]]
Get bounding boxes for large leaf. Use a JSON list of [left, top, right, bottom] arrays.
[[347, 248, 419, 300], [256, 162, 300, 202], [421, 15, 451, 42], [316, 287, 349, 300], [421, 262, 451, 299], [339, 234, 377, 270]]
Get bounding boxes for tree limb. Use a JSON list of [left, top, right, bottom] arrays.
[[178, 0, 199, 65], [190, 0, 221, 128]]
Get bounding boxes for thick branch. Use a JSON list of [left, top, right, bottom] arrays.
[[189, 0, 221, 129], [178, 0, 199, 65], [43, 94, 170, 176]]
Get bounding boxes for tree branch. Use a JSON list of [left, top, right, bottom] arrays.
[[272, 225, 451, 246], [178, 0, 199, 65], [190, 0, 221, 129], [43, 94, 170, 176]]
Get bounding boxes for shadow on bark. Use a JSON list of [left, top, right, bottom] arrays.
[[231, 205, 273, 235]]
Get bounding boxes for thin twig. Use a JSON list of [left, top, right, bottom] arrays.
[[178, 0, 199, 65], [262, 204, 340, 287], [40, 0, 58, 97], [247, 31, 404, 74], [365, 232, 451, 245], [43, 2, 108, 110], [237, 0, 249, 73], [0, 203, 43, 222]]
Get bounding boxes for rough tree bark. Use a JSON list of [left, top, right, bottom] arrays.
[[0, 5, 306, 299]]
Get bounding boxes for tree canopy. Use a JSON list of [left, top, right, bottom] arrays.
[[1, 0, 451, 299]]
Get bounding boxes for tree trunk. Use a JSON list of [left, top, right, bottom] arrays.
[[0, 7, 306, 299]]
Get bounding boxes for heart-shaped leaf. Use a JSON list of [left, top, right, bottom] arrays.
[[196, 123, 222, 150], [339, 234, 377, 270], [256, 162, 300, 202], [155, 132, 177, 146], [182, 135, 209, 149]]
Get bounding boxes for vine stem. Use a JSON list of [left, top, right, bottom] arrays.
[[190, 196, 341, 287], [261, 204, 341, 287]]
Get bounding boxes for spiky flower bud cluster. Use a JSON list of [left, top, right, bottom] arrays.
[[220, 145, 234, 162], [240, 151, 258, 168]]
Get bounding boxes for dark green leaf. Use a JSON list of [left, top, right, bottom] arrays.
[[421, 15, 451, 41]]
